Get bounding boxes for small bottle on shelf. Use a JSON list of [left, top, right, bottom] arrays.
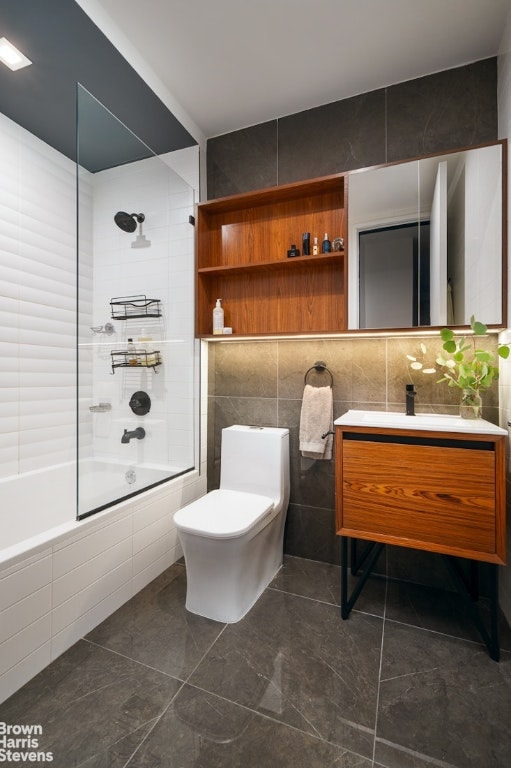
[[127, 338, 138, 365], [312, 237, 319, 255], [321, 233, 332, 253], [213, 298, 224, 335]]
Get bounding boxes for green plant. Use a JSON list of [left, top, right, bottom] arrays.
[[409, 316, 509, 393]]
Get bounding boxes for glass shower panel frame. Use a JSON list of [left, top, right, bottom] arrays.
[[76, 84, 197, 519]]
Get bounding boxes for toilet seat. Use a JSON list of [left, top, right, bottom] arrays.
[[174, 489, 274, 539]]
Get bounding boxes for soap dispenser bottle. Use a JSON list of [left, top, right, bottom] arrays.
[[213, 298, 224, 335]]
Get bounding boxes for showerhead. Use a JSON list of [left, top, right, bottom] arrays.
[[114, 211, 145, 233]]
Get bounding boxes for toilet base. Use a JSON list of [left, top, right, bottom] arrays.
[[180, 507, 286, 623]]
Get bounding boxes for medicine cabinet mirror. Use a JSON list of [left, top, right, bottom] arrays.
[[347, 141, 506, 330]]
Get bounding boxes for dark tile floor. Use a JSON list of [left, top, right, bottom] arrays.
[[1, 554, 511, 767]]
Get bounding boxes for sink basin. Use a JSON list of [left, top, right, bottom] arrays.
[[334, 410, 507, 435]]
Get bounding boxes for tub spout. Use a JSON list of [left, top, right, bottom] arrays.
[[121, 427, 145, 443]]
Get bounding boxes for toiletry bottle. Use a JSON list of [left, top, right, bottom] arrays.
[[127, 338, 138, 365], [213, 298, 224, 335], [322, 233, 332, 253], [312, 237, 319, 255], [287, 244, 300, 258], [302, 232, 310, 256], [138, 328, 154, 366]]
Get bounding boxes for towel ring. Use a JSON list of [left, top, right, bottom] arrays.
[[304, 360, 333, 388]]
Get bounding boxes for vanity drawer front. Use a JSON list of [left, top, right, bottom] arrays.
[[340, 439, 497, 558]]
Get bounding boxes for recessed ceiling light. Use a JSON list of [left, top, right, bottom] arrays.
[[0, 37, 32, 71]]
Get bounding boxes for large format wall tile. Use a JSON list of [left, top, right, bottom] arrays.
[[278, 90, 386, 183], [207, 120, 278, 199], [387, 59, 498, 163], [207, 59, 497, 198]]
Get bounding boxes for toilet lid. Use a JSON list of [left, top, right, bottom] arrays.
[[173, 489, 275, 539]]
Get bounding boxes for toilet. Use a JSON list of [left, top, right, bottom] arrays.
[[173, 425, 290, 623]]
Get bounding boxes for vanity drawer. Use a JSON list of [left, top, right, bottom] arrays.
[[335, 431, 506, 564]]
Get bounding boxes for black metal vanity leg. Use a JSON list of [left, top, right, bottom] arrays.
[[341, 536, 384, 620], [442, 556, 500, 661], [341, 536, 349, 619], [468, 560, 479, 601], [350, 538, 357, 575], [490, 564, 500, 662]]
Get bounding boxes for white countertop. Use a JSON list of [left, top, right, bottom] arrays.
[[334, 410, 507, 436]]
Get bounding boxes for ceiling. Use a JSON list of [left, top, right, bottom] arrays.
[[0, 0, 196, 170], [90, 0, 510, 138]]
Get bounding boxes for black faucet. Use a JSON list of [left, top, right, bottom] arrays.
[[405, 384, 416, 416], [121, 427, 146, 443]]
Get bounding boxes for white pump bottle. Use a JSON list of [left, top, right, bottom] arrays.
[[213, 298, 224, 334]]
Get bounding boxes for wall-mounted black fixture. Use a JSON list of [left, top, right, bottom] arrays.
[[129, 391, 151, 416], [114, 211, 145, 233], [121, 427, 145, 443]]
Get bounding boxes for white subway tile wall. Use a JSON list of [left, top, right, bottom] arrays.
[[0, 112, 84, 477]]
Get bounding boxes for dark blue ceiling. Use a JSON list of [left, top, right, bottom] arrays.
[[0, 0, 197, 171]]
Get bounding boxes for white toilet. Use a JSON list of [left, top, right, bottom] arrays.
[[173, 425, 290, 623]]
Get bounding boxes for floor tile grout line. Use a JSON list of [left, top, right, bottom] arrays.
[[267, 586, 382, 619], [181, 621, 229, 685], [372, 547, 389, 766], [381, 615, 507, 655], [82, 636, 185, 681], [122, 680, 188, 768], [182, 679, 374, 763], [269, 583, 386, 622]]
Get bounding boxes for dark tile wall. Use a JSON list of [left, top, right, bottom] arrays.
[[208, 335, 499, 584], [207, 58, 497, 199], [205, 57, 500, 587]]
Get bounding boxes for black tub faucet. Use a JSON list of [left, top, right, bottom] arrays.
[[405, 384, 416, 416], [121, 427, 146, 443]]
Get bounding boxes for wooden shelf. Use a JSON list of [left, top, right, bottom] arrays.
[[197, 251, 343, 276], [195, 173, 347, 336]]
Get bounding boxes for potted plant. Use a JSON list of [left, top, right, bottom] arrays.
[[408, 316, 509, 418]]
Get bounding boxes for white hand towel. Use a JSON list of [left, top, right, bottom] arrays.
[[299, 384, 333, 460]]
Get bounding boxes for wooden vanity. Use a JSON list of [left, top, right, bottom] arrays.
[[334, 410, 507, 659]]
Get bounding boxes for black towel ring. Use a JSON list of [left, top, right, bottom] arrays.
[[304, 360, 333, 388]]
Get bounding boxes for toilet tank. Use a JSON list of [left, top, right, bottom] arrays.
[[220, 425, 290, 504]]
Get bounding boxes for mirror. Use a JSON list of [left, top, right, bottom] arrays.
[[347, 142, 505, 330]]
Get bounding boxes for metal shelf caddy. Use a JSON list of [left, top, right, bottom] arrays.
[[110, 294, 162, 320], [110, 349, 162, 374]]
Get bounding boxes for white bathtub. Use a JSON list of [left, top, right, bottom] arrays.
[[0, 462, 205, 704], [78, 459, 191, 517]]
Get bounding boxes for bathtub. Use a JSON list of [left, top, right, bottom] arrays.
[[0, 461, 205, 704], [78, 458, 192, 517]]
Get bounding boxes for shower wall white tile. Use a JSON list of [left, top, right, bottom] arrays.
[[89, 148, 198, 472], [0, 112, 93, 479]]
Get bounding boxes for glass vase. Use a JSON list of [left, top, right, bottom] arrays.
[[459, 389, 482, 419]]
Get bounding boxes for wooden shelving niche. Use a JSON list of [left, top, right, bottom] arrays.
[[195, 174, 347, 337]]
